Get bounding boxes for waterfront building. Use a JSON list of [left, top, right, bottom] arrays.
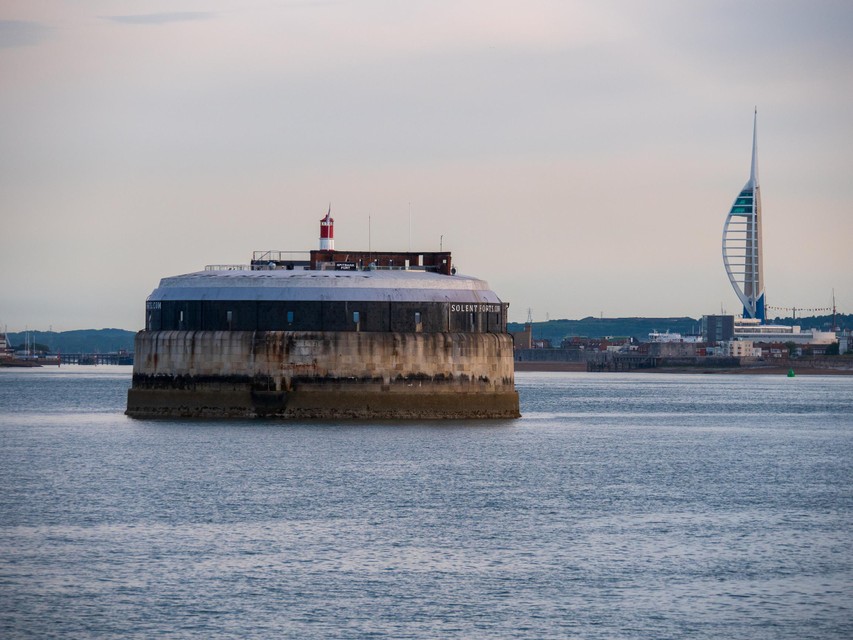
[[648, 331, 701, 344], [511, 324, 533, 350], [702, 315, 736, 346], [733, 318, 836, 345], [703, 314, 836, 349], [723, 110, 766, 322], [716, 340, 761, 358]]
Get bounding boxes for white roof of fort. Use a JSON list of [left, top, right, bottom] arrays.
[[149, 269, 503, 304]]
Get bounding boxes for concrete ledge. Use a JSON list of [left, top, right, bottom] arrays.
[[127, 385, 520, 419], [127, 388, 256, 418]]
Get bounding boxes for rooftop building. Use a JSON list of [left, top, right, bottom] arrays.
[[734, 318, 836, 345]]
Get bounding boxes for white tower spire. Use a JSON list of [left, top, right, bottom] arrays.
[[722, 110, 766, 322], [748, 107, 758, 188]]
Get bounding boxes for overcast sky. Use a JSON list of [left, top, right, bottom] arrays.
[[1, 0, 851, 331]]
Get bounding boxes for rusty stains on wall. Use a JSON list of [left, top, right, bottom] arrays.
[[128, 330, 519, 419]]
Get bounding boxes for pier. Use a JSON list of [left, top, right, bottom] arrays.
[[587, 353, 658, 372], [59, 353, 133, 365]]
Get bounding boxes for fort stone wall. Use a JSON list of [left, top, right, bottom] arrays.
[[127, 330, 519, 419]]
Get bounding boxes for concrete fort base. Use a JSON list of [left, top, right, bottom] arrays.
[[126, 330, 520, 419], [126, 385, 520, 419]]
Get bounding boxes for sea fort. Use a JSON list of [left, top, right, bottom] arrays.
[[126, 211, 519, 419]]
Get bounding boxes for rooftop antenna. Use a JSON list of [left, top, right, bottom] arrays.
[[749, 106, 759, 188], [408, 202, 411, 252], [368, 215, 372, 254], [440, 235, 443, 252], [832, 288, 838, 331], [526, 308, 533, 324]]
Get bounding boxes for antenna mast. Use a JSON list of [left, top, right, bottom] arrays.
[[833, 289, 838, 332]]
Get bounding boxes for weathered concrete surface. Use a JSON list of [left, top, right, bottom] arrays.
[[127, 331, 519, 419]]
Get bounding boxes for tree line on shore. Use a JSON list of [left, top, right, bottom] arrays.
[[5, 329, 136, 354], [6, 313, 850, 353], [507, 314, 851, 344]]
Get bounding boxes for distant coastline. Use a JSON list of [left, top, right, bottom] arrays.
[[514, 361, 853, 375], [507, 313, 851, 344], [3, 328, 136, 355]]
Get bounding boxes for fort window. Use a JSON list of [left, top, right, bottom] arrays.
[[149, 300, 506, 333]]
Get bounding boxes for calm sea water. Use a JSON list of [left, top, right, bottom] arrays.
[[1, 366, 851, 639]]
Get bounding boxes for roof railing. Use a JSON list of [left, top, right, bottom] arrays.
[[253, 250, 311, 262], [313, 261, 441, 272]]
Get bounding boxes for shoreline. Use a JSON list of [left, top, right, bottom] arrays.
[[514, 361, 853, 376]]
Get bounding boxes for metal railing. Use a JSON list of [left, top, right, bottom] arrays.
[[252, 250, 311, 262], [205, 264, 250, 271]]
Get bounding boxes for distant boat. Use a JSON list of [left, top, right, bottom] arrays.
[[0, 359, 42, 368]]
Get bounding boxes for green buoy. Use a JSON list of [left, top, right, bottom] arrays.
[[787, 368, 795, 378]]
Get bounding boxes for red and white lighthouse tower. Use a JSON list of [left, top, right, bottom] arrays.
[[319, 206, 334, 251]]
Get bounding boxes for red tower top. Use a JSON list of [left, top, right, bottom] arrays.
[[319, 206, 334, 249], [320, 211, 334, 238]]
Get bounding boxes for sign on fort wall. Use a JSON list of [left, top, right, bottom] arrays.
[[450, 304, 502, 314]]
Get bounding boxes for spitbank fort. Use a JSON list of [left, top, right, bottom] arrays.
[[126, 211, 520, 419]]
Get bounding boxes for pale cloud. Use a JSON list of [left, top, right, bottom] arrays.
[[313, 1, 634, 56], [0, 20, 50, 48], [104, 12, 215, 26]]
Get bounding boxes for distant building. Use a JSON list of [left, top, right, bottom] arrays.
[[0, 333, 10, 359], [648, 330, 701, 344], [716, 340, 761, 358], [734, 318, 836, 345], [559, 336, 632, 352], [646, 341, 703, 358], [511, 324, 533, 350], [560, 336, 590, 350], [702, 315, 735, 345], [755, 342, 790, 359], [840, 331, 851, 355], [702, 315, 836, 349]]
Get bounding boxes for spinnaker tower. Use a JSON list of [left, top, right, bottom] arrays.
[[722, 110, 766, 322]]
